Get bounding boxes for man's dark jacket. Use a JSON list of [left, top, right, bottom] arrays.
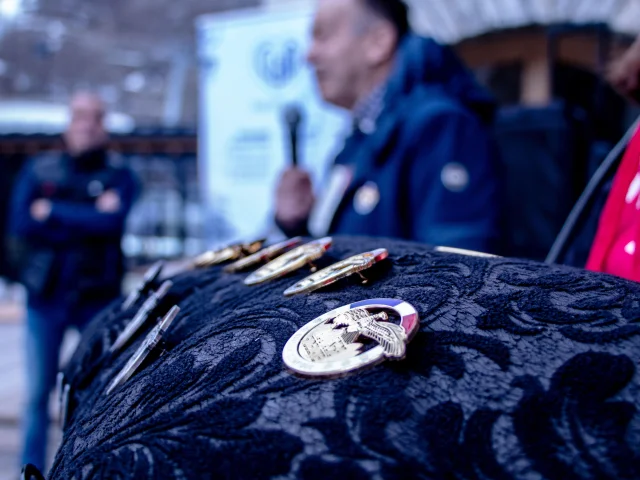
[[299, 35, 502, 252], [8, 148, 138, 307]]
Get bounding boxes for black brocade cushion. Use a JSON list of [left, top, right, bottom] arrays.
[[51, 236, 640, 480]]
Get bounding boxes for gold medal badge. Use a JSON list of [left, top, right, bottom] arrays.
[[284, 248, 388, 296], [283, 298, 419, 378], [224, 237, 303, 273], [244, 237, 332, 286], [193, 239, 265, 269]]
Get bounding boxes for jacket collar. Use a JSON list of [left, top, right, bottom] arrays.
[[68, 147, 108, 173], [352, 84, 387, 135]]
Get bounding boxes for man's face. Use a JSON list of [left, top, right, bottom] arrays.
[[307, 0, 370, 110], [64, 94, 108, 156]]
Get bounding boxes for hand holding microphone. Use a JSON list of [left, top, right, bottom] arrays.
[[284, 105, 303, 167], [276, 105, 315, 229]]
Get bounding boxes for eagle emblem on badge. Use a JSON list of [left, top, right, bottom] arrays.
[[300, 308, 406, 362], [283, 299, 419, 378]]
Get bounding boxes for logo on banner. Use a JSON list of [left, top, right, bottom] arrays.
[[254, 40, 301, 88]]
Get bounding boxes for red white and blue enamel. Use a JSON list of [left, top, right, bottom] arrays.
[[349, 298, 419, 338]]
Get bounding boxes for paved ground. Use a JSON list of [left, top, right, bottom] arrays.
[[0, 307, 77, 479], [0, 272, 145, 478], [0, 320, 28, 479]]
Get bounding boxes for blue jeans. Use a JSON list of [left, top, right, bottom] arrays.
[[21, 300, 112, 471]]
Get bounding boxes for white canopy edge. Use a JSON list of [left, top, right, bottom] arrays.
[[406, 0, 640, 44]]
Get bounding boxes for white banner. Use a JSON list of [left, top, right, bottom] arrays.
[[197, 8, 349, 245]]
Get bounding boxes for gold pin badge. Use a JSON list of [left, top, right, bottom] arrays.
[[434, 246, 500, 258], [106, 305, 180, 396], [284, 248, 388, 296], [224, 237, 303, 273], [282, 298, 419, 378], [193, 239, 265, 269], [244, 237, 332, 286]]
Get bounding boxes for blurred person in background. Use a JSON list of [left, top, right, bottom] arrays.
[[548, 34, 640, 281], [276, 0, 502, 252], [8, 92, 138, 470]]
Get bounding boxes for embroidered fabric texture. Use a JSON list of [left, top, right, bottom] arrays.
[[52, 236, 640, 480]]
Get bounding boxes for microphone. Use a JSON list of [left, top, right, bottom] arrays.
[[284, 105, 303, 167]]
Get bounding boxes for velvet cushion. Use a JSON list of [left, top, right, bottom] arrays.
[[50, 236, 640, 479]]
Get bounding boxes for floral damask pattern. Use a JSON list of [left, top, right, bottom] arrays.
[[51, 237, 640, 479]]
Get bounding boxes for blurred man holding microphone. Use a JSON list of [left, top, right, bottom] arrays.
[[276, 0, 502, 252]]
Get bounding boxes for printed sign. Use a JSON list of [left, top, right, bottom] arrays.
[[197, 8, 349, 245]]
